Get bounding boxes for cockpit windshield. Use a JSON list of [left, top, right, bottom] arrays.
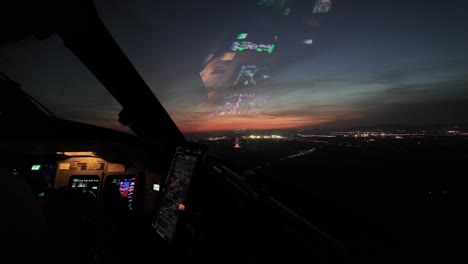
[[2, 0, 468, 137], [98, 0, 468, 135]]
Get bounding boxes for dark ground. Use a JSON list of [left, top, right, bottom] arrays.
[[201, 135, 468, 263], [6, 136, 466, 263]]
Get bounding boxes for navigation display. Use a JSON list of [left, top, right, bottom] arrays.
[[151, 146, 204, 243], [69, 175, 100, 196], [106, 176, 136, 211]]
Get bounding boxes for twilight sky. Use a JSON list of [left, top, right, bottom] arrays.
[[1, 0, 468, 134]]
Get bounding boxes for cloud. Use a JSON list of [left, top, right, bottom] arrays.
[[346, 74, 468, 126], [361, 60, 468, 86], [375, 75, 468, 101], [357, 97, 468, 126]]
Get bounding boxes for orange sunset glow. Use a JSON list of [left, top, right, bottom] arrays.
[[170, 111, 362, 133]]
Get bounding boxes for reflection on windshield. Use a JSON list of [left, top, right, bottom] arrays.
[[96, 0, 468, 135], [2, 0, 468, 136], [313, 0, 332, 13]]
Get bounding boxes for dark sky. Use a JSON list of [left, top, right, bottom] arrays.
[[1, 0, 468, 134]]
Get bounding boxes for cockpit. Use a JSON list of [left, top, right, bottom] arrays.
[[2, 0, 467, 263]]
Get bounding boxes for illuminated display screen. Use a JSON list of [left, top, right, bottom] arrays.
[[153, 183, 160, 191], [69, 176, 100, 196], [30, 164, 56, 193], [152, 147, 204, 242], [107, 176, 136, 210]]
